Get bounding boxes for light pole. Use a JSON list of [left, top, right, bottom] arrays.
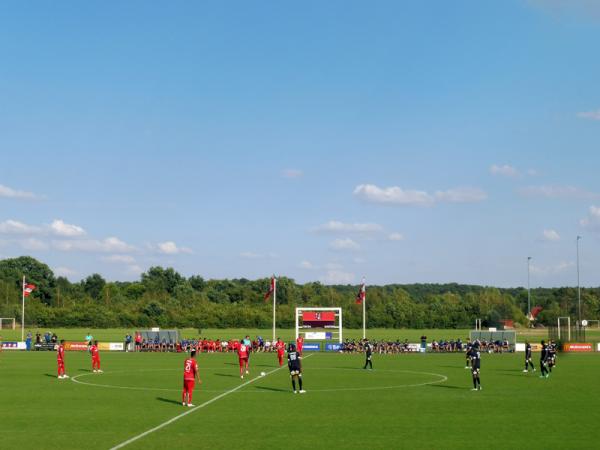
[[527, 256, 532, 324], [577, 236, 582, 326]]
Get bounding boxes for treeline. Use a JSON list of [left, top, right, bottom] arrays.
[[0, 256, 598, 329]]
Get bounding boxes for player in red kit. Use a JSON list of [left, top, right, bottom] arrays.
[[90, 340, 103, 373], [57, 340, 68, 379], [296, 336, 304, 355], [183, 350, 201, 407], [238, 341, 250, 378], [275, 338, 286, 366]]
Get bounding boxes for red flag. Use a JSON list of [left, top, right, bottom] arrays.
[[264, 276, 275, 301], [355, 280, 365, 304], [23, 282, 36, 297]]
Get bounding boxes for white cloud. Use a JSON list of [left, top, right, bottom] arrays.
[[490, 164, 518, 177], [353, 257, 366, 264], [388, 232, 404, 241], [157, 241, 192, 255], [519, 185, 600, 200], [127, 264, 143, 275], [19, 238, 48, 251], [329, 238, 360, 251], [434, 187, 488, 203], [53, 236, 135, 253], [103, 254, 136, 264], [578, 110, 600, 120], [50, 219, 86, 237], [542, 229, 561, 242], [54, 266, 77, 277], [298, 260, 315, 269], [320, 270, 355, 285], [527, 169, 539, 177], [0, 184, 39, 200], [282, 169, 303, 179], [312, 220, 383, 234], [354, 184, 486, 206], [353, 184, 433, 206], [580, 205, 600, 231], [0, 220, 42, 235]]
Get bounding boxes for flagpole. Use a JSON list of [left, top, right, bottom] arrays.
[[272, 277, 276, 343], [21, 275, 25, 342], [362, 277, 366, 340]]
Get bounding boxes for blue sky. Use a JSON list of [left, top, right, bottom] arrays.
[[1, 0, 600, 287]]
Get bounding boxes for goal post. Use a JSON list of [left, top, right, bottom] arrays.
[[295, 307, 342, 344], [0, 318, 16, 330]]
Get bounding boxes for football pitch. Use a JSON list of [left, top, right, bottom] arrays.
[[2, 350, 599, 450]]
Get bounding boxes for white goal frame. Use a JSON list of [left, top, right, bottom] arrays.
[[0, 318, 16, 330], [558, 316, 571, 341], [295, 307, 342, 343]]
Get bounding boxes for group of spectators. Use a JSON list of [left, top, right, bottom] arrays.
[[341, 339, 419, 354], [131, 335, 292, 353], [339, 337, 513, 354]]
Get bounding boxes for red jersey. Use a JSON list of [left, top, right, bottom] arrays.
[[57, 345, 65, 362], [238, 344, 249, 359], [296, 337, 304, 351], [184, 358, 198, 381], [275, 341, 285, 354], [90, 345, 99, 358]]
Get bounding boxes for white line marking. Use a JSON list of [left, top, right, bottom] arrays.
[[109, 354, 314, 450]]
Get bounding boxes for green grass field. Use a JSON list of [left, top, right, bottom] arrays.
[[2, 348, 599, 449]]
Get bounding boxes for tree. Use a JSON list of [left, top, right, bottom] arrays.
[[0, 256, 56, 305], [82, 274, 106, 301], [141, 267, 184, 295]]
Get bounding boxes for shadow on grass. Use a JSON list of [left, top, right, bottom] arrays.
[[156, 397, 183, 406], [44, 373, 58, 378], [437, 365, 466, 369], [427, 384, 464, 390], [223, 362, 237, 366], [214, 373, 238, 378], [78, 368, 92, 372], [253, 385, 289, 393]]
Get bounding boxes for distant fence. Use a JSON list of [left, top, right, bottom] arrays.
[[548, 325, 586, 343]]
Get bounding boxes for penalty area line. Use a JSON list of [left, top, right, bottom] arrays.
[[109, 354, 314, 450]]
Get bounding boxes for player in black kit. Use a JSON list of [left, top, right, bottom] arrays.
[[539, 340, 549, 378], [287, 343, 305, 394], [547, 340, 557, 372], [363, 339, 373, 370], [523, 341, 536, 373], [469, 344, 482, 391], [465, 339, 473, 369]]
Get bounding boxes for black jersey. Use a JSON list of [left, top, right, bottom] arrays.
[[470, 349, 481, 370], [540, 344, 548, 361], [365, 343, 372, 357], [288, 351, 301, 371], [525, 343, 532, 358]]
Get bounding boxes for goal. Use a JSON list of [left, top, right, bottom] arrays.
[[295, 307, 342, 343], [0, 318, 16, 330]]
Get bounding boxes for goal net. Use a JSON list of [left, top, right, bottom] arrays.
[[0, 318, 16, 330], [295, 307, 342, 343]]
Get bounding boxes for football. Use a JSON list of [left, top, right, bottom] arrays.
[[260, 371, 266, 376]]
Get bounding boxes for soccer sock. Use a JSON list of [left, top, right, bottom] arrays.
[[291, 378, 296, 391], [188, 391, 193, 404], [298, 376, 303, 390], [182, 390, 186, 403], [473, 377, 477, 388], [477, 376, 481, 387]]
